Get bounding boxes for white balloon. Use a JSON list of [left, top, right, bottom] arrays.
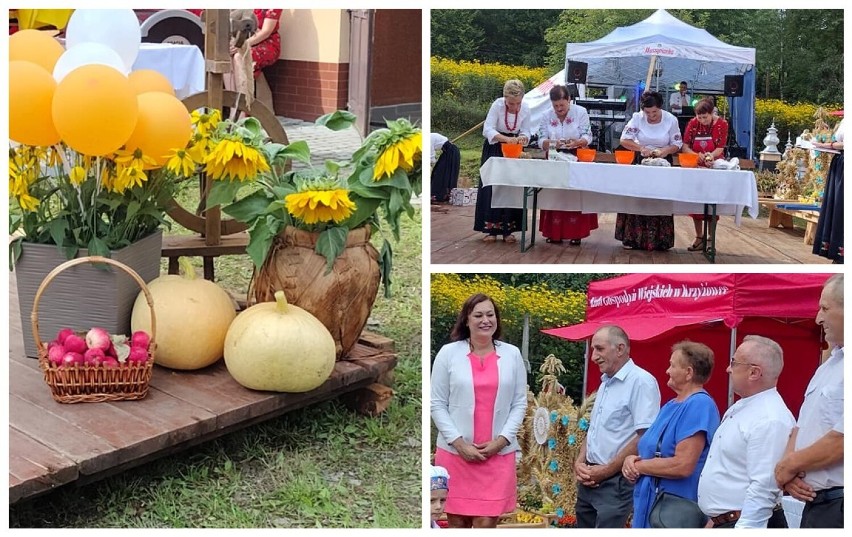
[[53, 42, 127, 82], [65, 9, 141, 71]]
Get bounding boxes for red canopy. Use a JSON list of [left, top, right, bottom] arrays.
[[543, 273, 828, 342], [544, 273, 830, 415]]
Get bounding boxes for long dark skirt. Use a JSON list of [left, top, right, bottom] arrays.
[[812, 152, 843, 263], [474, 139, 524, 235], [430, 140, 460, 202], [614, 214, 675, 251]]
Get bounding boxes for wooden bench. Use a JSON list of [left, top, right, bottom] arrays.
[[161, 232, 249, 280], [759, 199, 820, 245]]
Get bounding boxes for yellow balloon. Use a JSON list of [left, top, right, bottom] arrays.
[[123, 92, 192, 165], [9, 29, 65, 72], [128, 69, 176, 96], [52, 65, 139, 156], [9, 61, 61, 147]]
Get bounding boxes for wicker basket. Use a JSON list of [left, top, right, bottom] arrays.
[[32, 256, 157, 404]]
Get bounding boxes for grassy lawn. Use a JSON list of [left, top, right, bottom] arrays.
[[9, 186, 423, 528]]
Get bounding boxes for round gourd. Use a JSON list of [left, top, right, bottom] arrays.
[[131, 258, 236, 370], [224, 290, 335, 393]]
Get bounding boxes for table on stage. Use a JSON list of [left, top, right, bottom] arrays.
[[132, 43, 205, 99], [480, 158, 758, 263]]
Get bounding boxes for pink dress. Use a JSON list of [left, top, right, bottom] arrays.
[[434, 351, 517, 517]]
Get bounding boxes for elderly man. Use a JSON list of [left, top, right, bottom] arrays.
[[574, 325, 661, 528], [774, 273, 843, 528], [697, 336, 795, 528]]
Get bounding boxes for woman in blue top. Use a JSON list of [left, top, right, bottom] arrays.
[[621, 340, 721, 528]]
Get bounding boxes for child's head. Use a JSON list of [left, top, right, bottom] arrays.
[[430, 465, 450, 521]]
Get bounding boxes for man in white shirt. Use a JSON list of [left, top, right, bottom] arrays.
[[697, 336, 795, 528], [669, 81, 690, 114], [574, 325, 661, 528], [774, 274, 844, 528]]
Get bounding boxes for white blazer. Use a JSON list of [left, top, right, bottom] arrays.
[[431, 340, 528, 455]]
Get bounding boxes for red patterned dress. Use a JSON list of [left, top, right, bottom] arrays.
[[251, 9, 282, 78], [683, 116, 729, 222]]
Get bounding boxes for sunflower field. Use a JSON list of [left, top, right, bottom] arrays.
[[430, 273, 589, 399]]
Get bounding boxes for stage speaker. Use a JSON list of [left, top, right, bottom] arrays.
[[724, 75, 744, 97], [567, 61, 588, 84]]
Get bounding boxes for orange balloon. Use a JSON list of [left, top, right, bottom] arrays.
[[9, 61, 61, 147], [128, 69, 175, 96], [9, 29, 65, 72], [52, 65, 138, 156], [123, 92, 192, 165]]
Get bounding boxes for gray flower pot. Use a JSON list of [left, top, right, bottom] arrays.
[[13, 231, 163, 358]]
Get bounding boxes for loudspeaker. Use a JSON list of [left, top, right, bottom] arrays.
[[724, 75, 744, 97], [567, 61, 588, 84]]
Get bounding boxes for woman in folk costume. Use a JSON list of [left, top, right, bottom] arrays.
[[473, 79, 531, 244]]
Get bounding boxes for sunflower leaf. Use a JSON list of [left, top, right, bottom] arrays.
[[222, 191, 272, 223], [206, 180, 245, 209], [315, 110, 357, 131], [316, 227, 348, 273], [246, 216, 279, 269]]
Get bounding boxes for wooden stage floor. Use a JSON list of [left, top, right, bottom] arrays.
[[430, 205, 832, 265], [8, 276, 397, 505]]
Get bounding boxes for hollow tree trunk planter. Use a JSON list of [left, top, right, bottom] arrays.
[[13, 230, 163, 358], [251, 226, 381, 360]]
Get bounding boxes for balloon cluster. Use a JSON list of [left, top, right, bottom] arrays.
[[9, 9, 192, 162]]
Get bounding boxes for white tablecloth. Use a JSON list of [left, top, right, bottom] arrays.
[[132, 43, 205, 99], [481, 158, 759, 224]]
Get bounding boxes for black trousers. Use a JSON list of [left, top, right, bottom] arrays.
[[801, 495, 843, 528]]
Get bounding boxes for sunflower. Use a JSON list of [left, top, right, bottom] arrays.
[[204, 136, 270, 181], [371, 119, 422, 180], [190, 108, 222, 137], [285, 175, 356, 225], [165, 148, 197, 178]]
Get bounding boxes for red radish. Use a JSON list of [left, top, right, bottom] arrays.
[[106, 342, 117, 358], [102, 357, 120, 368], [61, 352, 84, 367], [48, 340, 61, 350], [130, 331, 151, 350], [85, 327, 111, 351], [56, 328, 75, 344], [64, 334, 87, 354], [84, 347, 106, 366], [48, 345, 65, 366], [127, 346, 149, 364]]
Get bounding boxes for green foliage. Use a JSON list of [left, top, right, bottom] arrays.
[[432, 10, 561, 67]]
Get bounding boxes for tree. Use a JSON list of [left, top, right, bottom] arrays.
[[472, 10, 562, 67], [430, 9, 483, 60]]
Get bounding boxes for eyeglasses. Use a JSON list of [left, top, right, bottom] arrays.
[[729, 357, 758, 368]]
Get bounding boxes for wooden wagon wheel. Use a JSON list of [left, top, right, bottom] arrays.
[[166, 89, 291, 237]]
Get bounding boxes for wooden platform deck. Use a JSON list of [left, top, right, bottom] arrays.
[[430, 204, 831, 265], [8, 275, 397, 505]]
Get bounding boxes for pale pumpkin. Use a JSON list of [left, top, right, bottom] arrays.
[[131, 258, 236, 370], [224, 290, 335, 392]]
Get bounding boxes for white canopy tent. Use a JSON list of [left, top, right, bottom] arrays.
[[526, 10, 757, 157]]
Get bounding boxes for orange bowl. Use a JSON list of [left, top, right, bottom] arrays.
[[576, 148, 597, 162], [614, 150, 634, 165], [678, 153, 700, 168], [501, 143, 523, 158]]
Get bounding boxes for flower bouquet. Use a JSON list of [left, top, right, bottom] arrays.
[[196, 108, 421, 358], [8, 12, 199, 357]]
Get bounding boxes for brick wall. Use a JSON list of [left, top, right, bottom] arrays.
[[266, 60, 349, 121]]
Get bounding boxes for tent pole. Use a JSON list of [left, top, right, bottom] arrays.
[[727, 327, 737, 409], [644, 55, 657, 92]]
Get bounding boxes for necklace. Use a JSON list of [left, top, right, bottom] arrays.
[[504, 105, 519, 132]]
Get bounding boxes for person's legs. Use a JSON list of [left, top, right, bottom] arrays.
[[574, 483, 598, 528], [446, 513, 473, 528], [471, 516, 499, 528], [593, 475, 634, 528]]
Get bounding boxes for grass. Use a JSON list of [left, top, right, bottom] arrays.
[[9, 183, 423, 528]]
